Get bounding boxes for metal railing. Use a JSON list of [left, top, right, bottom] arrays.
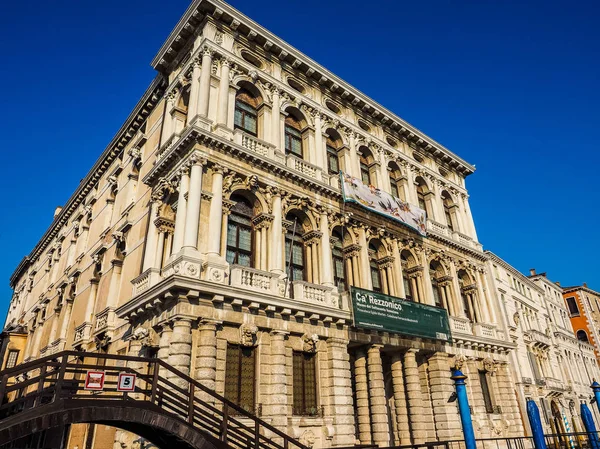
[[0, 351, 308, 449]]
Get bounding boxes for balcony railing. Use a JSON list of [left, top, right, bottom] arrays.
[[286, 154, 322, 181], [525, 329, 552, 348], [234, 129, 275, 159], [473, 323, 497, 339], [450, 316, 473, 334], [229, 265, 279, 295], [291, 281, 338, 309]]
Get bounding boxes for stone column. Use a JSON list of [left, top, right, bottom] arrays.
[[58, 300, 74, 342], [216, 58, 231, 127], [319, 212, 334, 288], [106, 261, 123, 308], [378, 150, 391, 194], [429, 353, 462, 441], [270, 87, 281, 148], [187, 57, 202, 123], [158, 322, 173, 380], [367, 345, 389, 447], [354, 349, 372, 445], [207, 166, 226, 260], [161, 90, 177, 146], [195, 319, 220, 403], [449, 262, 466, 317], [269, 193, 283, 275], [391, 353, 411, 445], [348, 132, 360, 177], [327, 338, 356, 447], [392, 239, 406, 298], [405, 349, 426, 444], [480, 270, 498, 325], [198, 47, 213, 119], [269, 330, 289, 434], [182, 157, 204, 253], [357, 226, 372, 290], [421, 251, 435, 305], [142, 200, 159, 271], [168, 318, 192, 390], [314, 112, 324, 169], [461, 194, 479, 241], [84, 280, 98, 323], [48, 306, 61, 345], [171, 169, 189, 256]]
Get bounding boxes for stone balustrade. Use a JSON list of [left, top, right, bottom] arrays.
[[449, 316, 473, 335], [473, 323, 497, 339], [131, 268, 162, 297], [286, 154, 322, 181], [291, 280, 338, 309], [95, 307, 117, 334], [229, 265, 279, 295], [234, 129, 275, 159]]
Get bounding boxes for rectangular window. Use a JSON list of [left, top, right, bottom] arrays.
[[478, 370, 494, 414], [293, 351, 318, 416], [5, 350, 19, 369], [327, 146, 339, 175], [390, 181, 399, 199], [224, 345, 256, 415], [285, 126, 303, 157], [566, 297, 579, 316]]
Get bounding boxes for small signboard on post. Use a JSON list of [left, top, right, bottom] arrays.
[[84, 371, 106, 391], [117, 373, 136, 392]]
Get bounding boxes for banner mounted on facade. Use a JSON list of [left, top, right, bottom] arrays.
[[351, 287, 451, 342], [340, 172, 427, 237]]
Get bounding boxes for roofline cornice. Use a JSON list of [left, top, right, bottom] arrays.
[[484, 251, 545, 295], [9, 75, 167, 284], [151, 0, 475, 176], [563, 286, 600, 296]]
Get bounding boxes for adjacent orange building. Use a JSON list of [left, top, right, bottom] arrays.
[[562, 283, 600, 364]]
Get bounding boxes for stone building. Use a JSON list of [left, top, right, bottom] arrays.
[[487, 255, 600, 437], [561, 284, 600, 365], [3, 0, 525, 448]]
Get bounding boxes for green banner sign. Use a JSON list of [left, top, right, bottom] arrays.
[[351, 287, 451, 342]]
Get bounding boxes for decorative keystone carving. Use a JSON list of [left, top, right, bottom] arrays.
[[483, 357, 498, 373], [453, 354, 467, 371], [302, 333, 319, 353], [240, 324, 258, 347]]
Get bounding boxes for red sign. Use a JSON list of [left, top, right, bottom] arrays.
[[117, 373, 136, 392], [84, 371, 105, 391]]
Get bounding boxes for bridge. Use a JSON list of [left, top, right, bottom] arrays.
[[0, 350, 308, 449]]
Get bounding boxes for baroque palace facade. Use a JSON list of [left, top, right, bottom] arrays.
[[6, 0, 587, 448]]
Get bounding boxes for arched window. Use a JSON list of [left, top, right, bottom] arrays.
[[285, 214, 305, 281], [369, 243, 382, 293], [458, 270, 475, 322], [285, 112, 304, 158], [226, 195, 254, 267], [577, 330, 589, 343], [326, 137, 340, 176], [331, 230, 346, 292], [442, 191, 456, 231], [388, 162, 403, 200], [415, 177, 429, 213], [234, 88, 259, 136], [359, 148, 375, 186]]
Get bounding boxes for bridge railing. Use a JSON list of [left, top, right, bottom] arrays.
[[0, 351, 309, 449]]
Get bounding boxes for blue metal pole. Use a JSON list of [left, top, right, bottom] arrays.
[[451, 370, 477, 449], [592, 381, 600, 416], [526, 399, 548, 449], [581, 403, 600, 449]]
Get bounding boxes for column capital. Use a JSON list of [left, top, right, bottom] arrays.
[[201, 45, 214, 58], [368, 344, 384, 352], [210, 163, 228, 175], [187, 153, 208, 168], [270, 329, 290, 338]]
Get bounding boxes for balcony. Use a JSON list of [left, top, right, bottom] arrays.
[[426, 221, 483, 252], [524, 329, 552, 349], [132, 268, 162, 296], [285, 154, 322, 182], [229, 265, 279, 295], [473, 323, 497, 339], [450, 316, 473, 334], [291, 281, 338, 309], [95, 307, 118, 335], [544, 377, 565, 391], [234, 129, 277, 161], [73, 322, 92, 346]]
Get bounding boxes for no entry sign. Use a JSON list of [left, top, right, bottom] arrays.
[[84, 371, 105, 391], [117, 373, 136, 392]]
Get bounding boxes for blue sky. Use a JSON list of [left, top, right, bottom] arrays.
[[1, 0, 598, 318]]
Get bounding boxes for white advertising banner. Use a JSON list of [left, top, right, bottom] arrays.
[[340, 172, 427, 237]]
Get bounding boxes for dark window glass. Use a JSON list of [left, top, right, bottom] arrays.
[[226, 197, 253, 267], [566, 297, 579, 316], [390, 178, 399, 198], [332, 235, 346, 292], [370, 260, 382, 293], [444, 203, 454, 231], [462, 293, 473, 321], [431, 278, 443, 308], [293, 351, 318, 415], [327, 145, 339, 175], [285, 125, 303, 158], [234, 99, 258, 136], [417, 189, 427, 212], [360, 157, 370, 185], [285, 223, 305, 281], [577, 330, 589, 342], [225, 344, 256, 414], [403, 275, 413, 301], [5, 350, 19, 369], [479, 370, 494, 414]]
